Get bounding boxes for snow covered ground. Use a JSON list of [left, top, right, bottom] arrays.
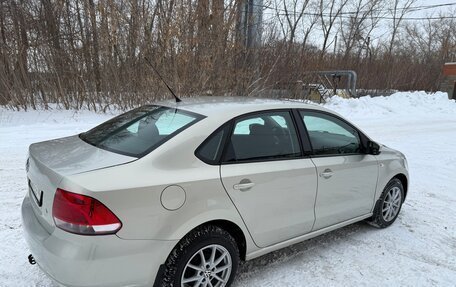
[[1, 91, 455, 286]]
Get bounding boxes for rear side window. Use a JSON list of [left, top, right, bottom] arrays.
[[80, 106, 203, 157], [195, 125, 230, 164], [224, 111, 301, 162], [300, 111, 361, 155]]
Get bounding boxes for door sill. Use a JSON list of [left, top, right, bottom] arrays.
[[246, 213, 372, 260]]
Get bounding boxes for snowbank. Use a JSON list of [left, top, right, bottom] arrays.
[[325, 91, 456, 120]]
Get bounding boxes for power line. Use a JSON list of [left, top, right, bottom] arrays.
[[340, 2, 456, 15], [406, 2, 456, 12], [254, 1, 456, 21], [266, 12, 456, 21]]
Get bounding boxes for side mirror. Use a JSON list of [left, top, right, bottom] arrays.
[[367, 141, 380, 155]]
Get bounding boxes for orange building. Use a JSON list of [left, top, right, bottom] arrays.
[[442, 63, 456, 99]]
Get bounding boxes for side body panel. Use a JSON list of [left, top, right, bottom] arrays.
[[63, 119, 255, 247]]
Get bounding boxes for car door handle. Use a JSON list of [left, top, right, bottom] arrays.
[[233, 182, 255, 191], [320, 169, 333, 179]]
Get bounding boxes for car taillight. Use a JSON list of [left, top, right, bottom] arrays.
[[52, 188, 122, 235]]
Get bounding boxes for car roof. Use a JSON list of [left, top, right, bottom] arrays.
[[156, 96, 329, 118]]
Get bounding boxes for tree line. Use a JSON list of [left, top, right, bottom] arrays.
[[0, 0, 455, 110]]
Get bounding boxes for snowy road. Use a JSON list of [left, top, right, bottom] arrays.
[[1, 92, 455, 286]]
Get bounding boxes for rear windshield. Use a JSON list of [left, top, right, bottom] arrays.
[[80, 105, 204, 157]]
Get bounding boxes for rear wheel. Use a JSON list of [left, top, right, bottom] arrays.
[[368, 178, 404, 228], [181, 244, 233, 286], [158, 225, 240, 287]]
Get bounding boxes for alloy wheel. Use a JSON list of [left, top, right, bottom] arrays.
[[382, 186, 402, 222], [181, 244, 232, 287]]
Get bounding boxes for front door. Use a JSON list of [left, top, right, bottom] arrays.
[[298, 110, 379, 230], [220, 110, 318, 248]]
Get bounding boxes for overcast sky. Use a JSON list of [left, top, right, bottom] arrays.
[[260, 0, 456, 49], [411, 0, 456, 17]]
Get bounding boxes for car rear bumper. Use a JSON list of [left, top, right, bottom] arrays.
[[21, 195, 177, 287]]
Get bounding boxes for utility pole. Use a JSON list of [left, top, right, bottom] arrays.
[[238, 0, 263, 49], [365, 36, 371, 58], [236, 0, 263, 95]]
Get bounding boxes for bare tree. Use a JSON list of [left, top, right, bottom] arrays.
[[339, 0, 384, 60], [387, 0, 417, 55], [0, 0, 454, 110], [319, 0, 349, 58], [282, 0, 311, 46]]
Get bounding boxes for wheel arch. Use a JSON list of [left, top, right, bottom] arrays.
[[188, 219, 247, 261], [393, 173, 408, 199], [154, 219, 247, 286]]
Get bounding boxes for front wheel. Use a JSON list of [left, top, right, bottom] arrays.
[[368, 178, 404, 228], [157, 225, 240, 287]]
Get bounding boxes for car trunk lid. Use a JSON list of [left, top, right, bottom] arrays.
[[26, 135, 136, 233]]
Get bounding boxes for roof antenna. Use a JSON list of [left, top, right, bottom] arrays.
[[144, 57, 181, 103]]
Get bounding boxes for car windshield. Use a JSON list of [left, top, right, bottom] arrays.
[[80, 105, 203, 157]]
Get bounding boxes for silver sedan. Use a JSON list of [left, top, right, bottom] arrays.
[[22, 97, 408, 287]]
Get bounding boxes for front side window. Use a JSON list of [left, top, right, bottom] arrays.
[[300, 111, 361, 155], [224, 111, 301, 162], [80, 106, 203, 157]]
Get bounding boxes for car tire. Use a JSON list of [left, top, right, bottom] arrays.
[[157, 225, 240, 287], [367, 178, 404, 228]]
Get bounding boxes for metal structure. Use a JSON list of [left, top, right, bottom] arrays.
[[302, 70, 358, 103]]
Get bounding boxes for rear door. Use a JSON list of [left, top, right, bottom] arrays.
[[220, 110, 318, 248], [298, 110, 379, 230]]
